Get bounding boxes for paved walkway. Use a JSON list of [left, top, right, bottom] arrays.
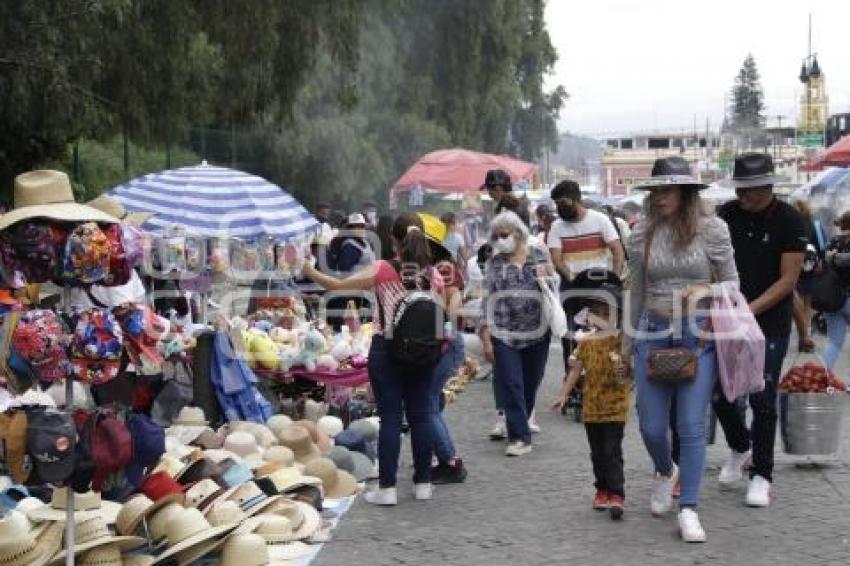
[[316, 340, 850, 566]]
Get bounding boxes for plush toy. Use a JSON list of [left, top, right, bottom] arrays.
[[317, 353, 339, 371], [253, 319, 274, 334], [247, 331, 280, 370], [270, 327, 296, 347], [294, 328, 326, 372], [279, 347, 300, 372], [330, 329, 353, 362]]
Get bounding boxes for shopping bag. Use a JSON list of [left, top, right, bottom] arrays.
[[538, 276, 568, 339], [711, 285, 766, 402]]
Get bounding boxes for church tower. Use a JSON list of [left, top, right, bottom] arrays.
[[799, 55, 828, 135]]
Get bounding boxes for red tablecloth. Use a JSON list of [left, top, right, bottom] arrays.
[[255, 366, 370, 387]]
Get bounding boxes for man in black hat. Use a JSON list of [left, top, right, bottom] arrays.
[[482, 169, 530, 227], [713, 152, 806, 508]]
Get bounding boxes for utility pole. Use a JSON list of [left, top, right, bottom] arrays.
[[775, 114, 785, 161]]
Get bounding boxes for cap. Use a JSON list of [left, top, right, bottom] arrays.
[[90, 413, 132, 491], [125, 413, 165, 488], [482, 169, 512, 191], [26, 409, 76, 484]]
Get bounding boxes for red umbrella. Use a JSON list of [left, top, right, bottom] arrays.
[[821, 135, 850, 166], [392, 148, 538, 193]]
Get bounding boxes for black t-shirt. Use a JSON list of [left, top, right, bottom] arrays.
[[719, 198, 807, 337]]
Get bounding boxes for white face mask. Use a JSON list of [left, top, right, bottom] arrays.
[[493, 234, 517, 254]]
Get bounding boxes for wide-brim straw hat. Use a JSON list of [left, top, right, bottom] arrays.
[[277, 426, 321, 464], [293, 420, 332, 454], [0, 170, 118, 231], [27, 488, 122, 524], [260, 499, 322, 541], [302, 457, 358, 499], [0, 511, 57, 566], [86, 195, 154, 226], [150, 507, 237, 565], [47, 517, 145, 565], [77, 543, 155, 566], [218, 533, 294, 566], [249, 516, 315, 560]]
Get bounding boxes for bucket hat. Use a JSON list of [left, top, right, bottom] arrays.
[[27, 488, 122, 524], [151, 507, 237, 565], [333, 428, 369, 459], [328, 445, 375, 482], [720, 152, 788, 189], [86, 195, 154, 226], [47, 516, 145, 565], [632, 157, 708, 191], [0, 170, 118, 231], [261, 446, 297, 469], [265, 415, 292, 439], [293, 420, 331, 454], [316, 416, 344, 438], [277, 427, 321, 464], [302, 457, 358, 499]]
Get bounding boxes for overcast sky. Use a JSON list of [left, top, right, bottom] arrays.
[[545, 0, 850, 138]]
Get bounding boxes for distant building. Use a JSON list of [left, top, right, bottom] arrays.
[[799, 55, 828, 135], [600, 131, 722, 196], [826, 113, 850, 147]]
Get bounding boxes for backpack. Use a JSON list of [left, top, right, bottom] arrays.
[[70, 308, 124, 384], [0, 222, 64, 283], [383, 261, 447, 369], [61, 222, 111, 285]]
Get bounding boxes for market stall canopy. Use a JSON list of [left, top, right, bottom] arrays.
[[821, 135, 850, 167], [392, 148, 538, 194], [109, 164, 318, 240], [790, 167, 850, 199]]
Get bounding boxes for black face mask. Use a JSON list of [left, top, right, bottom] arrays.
[[557, 202, 578, 221]]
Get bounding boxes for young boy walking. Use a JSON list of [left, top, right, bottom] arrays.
[[552, 271, 629, 520]]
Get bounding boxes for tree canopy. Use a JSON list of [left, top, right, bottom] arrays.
[[729, 54, 765, 131], [0, 0, 565, 209]]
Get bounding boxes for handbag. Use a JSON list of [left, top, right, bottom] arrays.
[[538, 276, 568, 338], [642, 226, 697, 383], [810, 264, 845, 313]]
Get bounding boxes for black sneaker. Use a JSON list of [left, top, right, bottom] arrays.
[[431, 459, 467, 484]]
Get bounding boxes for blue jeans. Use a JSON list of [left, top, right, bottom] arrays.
[[431, 334, 464, 463], [492, 334, 551, 443], [634, 314, 716, 508], [823, 297, 850, 369], [368, 336, 439, 487], [713, 336, 789, 482]]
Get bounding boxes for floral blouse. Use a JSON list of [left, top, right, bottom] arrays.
[[481, 245, 552, 349]]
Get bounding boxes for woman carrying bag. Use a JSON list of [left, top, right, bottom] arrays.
[[625, 157, 739, 543]]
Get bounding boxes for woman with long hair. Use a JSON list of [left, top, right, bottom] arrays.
[[302, 213, 445, 506], [626, 157, 738, 543]]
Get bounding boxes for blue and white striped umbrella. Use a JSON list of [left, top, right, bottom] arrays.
[[109, 163, 318, 241]]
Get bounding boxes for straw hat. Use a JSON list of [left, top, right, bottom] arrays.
[[47, 516, 145, 565], [260, 499, 322, 541], [78, 544, 154, 566], [293, 420, 332, 454], [220, 481, 282, 518], [0, 511, 51, 566], [0, 170, 118, 231], [219, 533, 291, 566], [262, 445, 297, 468], [27, 488, 122, 524], [151, 507, 237, 565], [328, 445, 375, 482], [277, 426, 321, 464], [146, 502, 184, 547], [183, 479, 229, 513], [251, 516, 313, 561], [302, 457, 358, 499], [265, 415, 292, 439], [115, 495, 155, 537], [223, 432, 265, 466], [254, 466, 322, 497], [228, 421, 276, 450], [86, 195, 154, 226], [166, 407, 210, 445]]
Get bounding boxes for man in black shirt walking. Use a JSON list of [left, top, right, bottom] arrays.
[[714, 153, 806, 507]]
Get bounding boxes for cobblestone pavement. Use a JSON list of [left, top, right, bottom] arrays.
[[315, 339, 850, 566]]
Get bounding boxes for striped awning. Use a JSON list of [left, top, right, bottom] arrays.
[[109, 164, 318, 241]]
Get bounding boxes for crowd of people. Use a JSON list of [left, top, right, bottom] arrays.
[[304, 151, 846, 544]]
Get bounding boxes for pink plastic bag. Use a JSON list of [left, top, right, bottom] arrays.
[[711, 285, 766, 402]]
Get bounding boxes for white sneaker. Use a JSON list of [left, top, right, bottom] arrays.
[[678, 508, 707, 543], [489, 414, 506, 440], [363, 487, 397, 506], [505, 440, 533, 457], [528, 410, 541, 434], [745, 475, 771, 507], [413, 483, 433, 501], [650, 463, 679, 516], [718, 449, 751, 486]]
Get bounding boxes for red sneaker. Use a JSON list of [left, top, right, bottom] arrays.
[[608, 494, 625, 520], [672, 479, 681, 499], [593, 491, 610, 510]]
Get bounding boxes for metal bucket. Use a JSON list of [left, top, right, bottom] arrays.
[[780, 392, 845, 455]]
